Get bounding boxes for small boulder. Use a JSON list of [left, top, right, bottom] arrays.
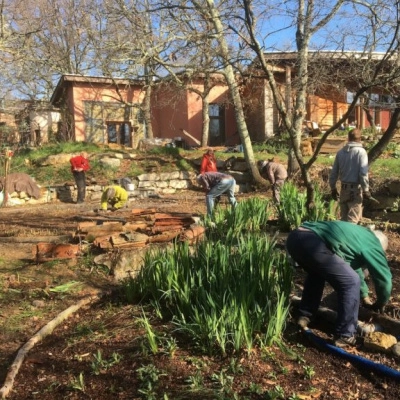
[[364, 332, 397, 353]]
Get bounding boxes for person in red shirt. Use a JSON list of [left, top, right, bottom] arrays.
[[200, 148, 218, 174], [70, 152, 90, 203]]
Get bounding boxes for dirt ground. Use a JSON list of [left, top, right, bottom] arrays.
[[1, 192, 400, 400]]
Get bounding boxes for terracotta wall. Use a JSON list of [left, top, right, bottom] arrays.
[[152, 80, 238, 147], [70, 82, 144, 142]]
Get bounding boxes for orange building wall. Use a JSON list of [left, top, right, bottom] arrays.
[[152, 80, 237, 147], [70, 82, 144, 142]]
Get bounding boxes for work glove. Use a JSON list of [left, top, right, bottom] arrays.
[[363, 190, 372, 199], [331, 188, 340, 201]]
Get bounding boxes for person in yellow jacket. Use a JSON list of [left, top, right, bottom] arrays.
[[100, 185, 128, 211]]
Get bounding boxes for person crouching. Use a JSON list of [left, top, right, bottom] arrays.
[[100, 185, 128, 211]]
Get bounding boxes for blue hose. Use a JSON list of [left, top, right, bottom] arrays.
[[304, 329, 400, 381]]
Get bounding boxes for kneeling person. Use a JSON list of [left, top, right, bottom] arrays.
[[101, 185, 128, 211]]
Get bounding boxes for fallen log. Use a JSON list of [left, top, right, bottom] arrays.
[[0, 293, 101, 399], [111, 241, 148, 249], [34, 243, 81, 262], [151, 225, 184, 234], [0, 235, 71, 243], [131, 208, 157, 215], [75, 222, 124, 238], [110, 232, 149, 246], [92, 235, 113, 249], [148, 230, 182, 243], [179, 225, 206, 244]]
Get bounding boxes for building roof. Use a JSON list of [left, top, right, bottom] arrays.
[[50, 74, 145, 106]]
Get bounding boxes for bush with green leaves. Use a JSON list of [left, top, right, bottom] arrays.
[[277, 181, 337, 230], [210, 196, 273, 237], [122, 199, 293, 355]]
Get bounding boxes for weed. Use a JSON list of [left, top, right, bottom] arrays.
[[69, 372, 85, 392], [248, 382, 263, 394], [186, 371, 204, 389], [265, 385, 285, 399], [211, 369, 234, 394], [303, 365, 316, 380], [228, 357, 244, 374], [162, 336, 178, 358], [138, 311, 159, 354], [91, 349, 122, 375], [137, 364, 166, 399]]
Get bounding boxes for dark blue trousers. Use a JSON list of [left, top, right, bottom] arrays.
[[286, 228, 360, 337]]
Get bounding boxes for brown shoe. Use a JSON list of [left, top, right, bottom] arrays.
[[334, 335, 357, 348], [297, 316, 311, 330]]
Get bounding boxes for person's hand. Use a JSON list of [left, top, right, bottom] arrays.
[[365, 302, 386, 314], [362, 296, 373, 306], [363, 190, 372, 199], [331, 188, 340, 201]]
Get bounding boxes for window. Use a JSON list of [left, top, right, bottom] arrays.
[[208, 104, 225, 146], [106, 122, 132, 146]]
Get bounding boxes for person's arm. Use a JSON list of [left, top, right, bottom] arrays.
[[113, 188, 128, 208], [364, 252, 392, 306], [358, 150, 369, 192], [200, 156, 207, 174], [100, 190, 109, 210], [355, 268, 370, 300], [82, 157, 90, 171], [266, 166, 275, 185]]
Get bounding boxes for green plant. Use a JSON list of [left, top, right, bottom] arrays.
[[265, 385, 285, 399], [162, 336, 178, 358], [211, 369, 234, 395], [228, 358, 244, 374], [69, 372, 85, 392], [138, 311, 159, 354], [137, 364, 166, 400], [248, 382, 263, 394], [90, 350, 122, 375], [277, 182, 336, 230], [123, 222, 293, 355], [302, 365, 315, 380], [186, 371, 204, 390]]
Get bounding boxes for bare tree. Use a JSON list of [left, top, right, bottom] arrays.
[[0, 0, 99, 99], [234, 0, 400, 205]]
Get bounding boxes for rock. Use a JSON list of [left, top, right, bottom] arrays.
[[364, 332, 397, 352], [391, 342, 400, 357], [32, 300, 45, 308]]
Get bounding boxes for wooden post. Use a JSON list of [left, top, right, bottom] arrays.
[[2, 148, 12, 208]]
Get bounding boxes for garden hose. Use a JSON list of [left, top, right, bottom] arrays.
[[303, 329, 400, 381]]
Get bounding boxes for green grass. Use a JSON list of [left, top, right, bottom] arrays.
[[3, 140, 399, 186]]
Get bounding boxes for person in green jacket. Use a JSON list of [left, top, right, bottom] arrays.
[[286, 220, 391, 348], [100, 185, 128, 211]]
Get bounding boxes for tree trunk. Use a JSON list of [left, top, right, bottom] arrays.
[[202, 96, 210, 147], [143, 84, 153, 139], [203, 0, 266, 186]]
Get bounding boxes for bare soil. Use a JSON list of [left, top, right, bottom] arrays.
[[1, 192, 400, 400]]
